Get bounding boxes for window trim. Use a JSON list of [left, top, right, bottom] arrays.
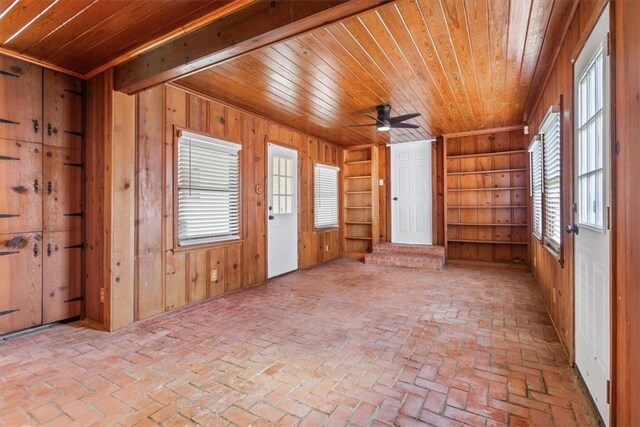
[[173, 127, 243, 251], [313, 162, 340, 231], [539, 103, 563, 261], [528, 135, 543, 241]]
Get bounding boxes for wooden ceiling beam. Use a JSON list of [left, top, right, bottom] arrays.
[[114, 0, 393, 94]]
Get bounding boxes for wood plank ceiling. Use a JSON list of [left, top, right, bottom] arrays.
[[0, 0, 251, 76], [176, 0, 576, 146]]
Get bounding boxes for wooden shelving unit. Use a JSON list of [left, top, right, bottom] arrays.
[[444, 128, 529, 269], [342, 145, 379, 258]]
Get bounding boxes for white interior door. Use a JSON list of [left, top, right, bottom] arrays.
[[267, 143, 298, 278], [573, 6, 610, 424], [391, 140, 432, 244]]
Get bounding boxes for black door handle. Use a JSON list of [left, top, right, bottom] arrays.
[[393, 197, 398, 201], [566, 224, 579, 234], [268, 215, 275, 220]]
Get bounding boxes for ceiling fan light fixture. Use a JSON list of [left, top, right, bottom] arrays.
[[377, 124, 391, 132]]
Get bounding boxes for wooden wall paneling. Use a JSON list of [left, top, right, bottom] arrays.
[[0, 55, 42, 143], [42, 147, 82, 232], [0, 232, 42, 334], [226, 244, 242, 292], [0, 139, 42, 234], [42, 230, 82, 323], [187, 250, 208, 304], [135, 86, 164, 320], [207, 247, 226, 297], [528, 0, 605, 363], [165, 251, 186, 310], [613, 0, 640, 424], [377, 145, 388, 242], [108, 90, 136, 330], [43, 69, 83, 150], [84, 71, 108, 326]]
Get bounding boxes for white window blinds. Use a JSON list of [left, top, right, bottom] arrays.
[[314, 164, 339, 229], [529, 135, 543, 240], [540, 107, 561, 253], [177, 130, 241, 246]]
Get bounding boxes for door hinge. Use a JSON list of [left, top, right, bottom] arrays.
[[607, 379, 611, 404], [99, 287, 105, 304]]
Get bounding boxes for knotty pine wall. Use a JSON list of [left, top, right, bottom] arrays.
[[527, 0, 606, 364], [134, 85, 343, 321], [612, 1, 640, 425]]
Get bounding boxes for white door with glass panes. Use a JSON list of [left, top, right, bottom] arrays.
[[391, 140, 432, 244], [572, 5, 611, 424], [267, 143, 298, 278]]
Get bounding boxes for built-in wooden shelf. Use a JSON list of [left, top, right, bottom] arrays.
[[446, 168, 526, 176], [345, 160, 372, 165], [448, 239, 528, 245], [444, 129, 530, 268], [448, 205, 527, 209], [447, 187, 527, 192], [449, 223, 527, 226], [343, 145, 379, 257], [345, 175, 372, 179], [446, 149, 527, 159]]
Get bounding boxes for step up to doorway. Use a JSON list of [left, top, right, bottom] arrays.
[[364, 243, 445, 271]]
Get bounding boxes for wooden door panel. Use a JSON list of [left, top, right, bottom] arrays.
[[43, 70, 83, 150], [42, 231, 82, 324], [43, 147, 82, 231], [0, 139, 42, 234], [0, 55, 42, 143], [0, 232, 42, 334]]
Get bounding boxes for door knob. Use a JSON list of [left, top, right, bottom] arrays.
[[268, 215, 275, 220], [393, 197, 398, 201], [566, 224, 579, 234]]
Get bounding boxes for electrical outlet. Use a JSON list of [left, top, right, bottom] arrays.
[[100, 287, 105, 303], [379, 179, 384, 186], [325, 245, 329, 252], [552, 289, 557, 304], [210, 269, 218, 282]]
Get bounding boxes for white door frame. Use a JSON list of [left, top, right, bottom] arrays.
[[266, 143, 298, 279], [572, 5, 611, 425], [390, 140, 433, 245]]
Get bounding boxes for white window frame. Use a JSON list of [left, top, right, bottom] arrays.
[[540, 105, 562, 255], [528, 135, 543, 240], [176, 130, 241, 246], [314, 163, 340, 230]]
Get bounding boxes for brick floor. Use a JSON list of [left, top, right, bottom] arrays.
[[0, 258, 597, 426]]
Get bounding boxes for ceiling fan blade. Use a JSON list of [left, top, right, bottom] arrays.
[[364, 113, 385, 124], [389, 113, 421, 124], [390, 123, 420, 129], [346, 123, 378, 127]]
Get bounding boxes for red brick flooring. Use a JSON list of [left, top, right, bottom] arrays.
[[0, 258, 597, 426]]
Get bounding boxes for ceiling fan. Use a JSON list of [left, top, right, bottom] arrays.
[[351, 104, 421, 132]]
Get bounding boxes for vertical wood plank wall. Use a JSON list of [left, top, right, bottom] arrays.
[[527, 0, 605, 363], [613, 0, 640, 424], [85, 70, 136, 330], [133, 85, 343, 321]]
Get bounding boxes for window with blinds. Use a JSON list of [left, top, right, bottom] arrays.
[[314, 164, 339, 229], [529, 135, 543, 240], [540, 106, 561, 254], [177, 130, 241, 246]]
